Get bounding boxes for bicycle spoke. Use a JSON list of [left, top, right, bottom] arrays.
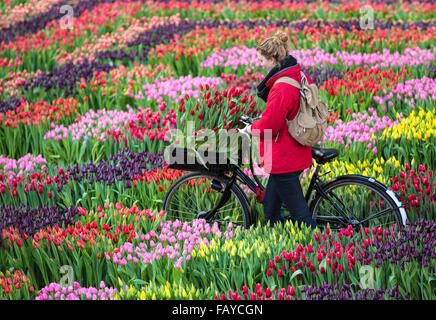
[[359, 207, 396, 225], [166, 208, 198, 216], [216, 202, 237, 212], [176, 188, 202, 210], [327, 190, 360, 221], [169, 198, 198, 214], [217, 207, 239, 213]]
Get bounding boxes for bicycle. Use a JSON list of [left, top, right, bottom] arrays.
[[163, 115, 408, 231]]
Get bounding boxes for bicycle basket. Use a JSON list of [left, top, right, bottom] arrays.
[[165, 146, 243, 172]]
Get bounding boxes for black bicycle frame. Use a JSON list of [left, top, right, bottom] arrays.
[[202, 145, 358, 227], [233, 160, 354, 225]]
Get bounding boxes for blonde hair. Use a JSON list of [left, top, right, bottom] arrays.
[[256, 31, 291, 63]]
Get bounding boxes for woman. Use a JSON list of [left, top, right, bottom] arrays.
[[244, 31, 317, 229]]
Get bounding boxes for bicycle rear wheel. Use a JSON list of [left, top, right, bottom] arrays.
[[163, 172, 252, 229], [310, 175, 405, 231]]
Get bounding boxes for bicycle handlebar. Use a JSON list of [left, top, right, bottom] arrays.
[[237, 115, 265, 192], [239, 115, 261, 125]]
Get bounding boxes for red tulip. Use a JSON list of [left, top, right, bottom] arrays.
[[317, 253, 323, 262], [307, 243, 313, 253], [364, 238, 370, 247]]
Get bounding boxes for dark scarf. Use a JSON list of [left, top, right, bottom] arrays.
[[256, 55, 298, 103]]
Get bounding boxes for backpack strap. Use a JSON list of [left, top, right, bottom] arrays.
[[274, 76, 301, 90], [273, 76, 303, 122]]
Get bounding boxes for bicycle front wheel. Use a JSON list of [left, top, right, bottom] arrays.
[[163, 172, 252, 229], [310, 175, 404, 231]]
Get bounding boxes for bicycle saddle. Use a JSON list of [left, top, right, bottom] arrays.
[[311, 147, 339, 164]]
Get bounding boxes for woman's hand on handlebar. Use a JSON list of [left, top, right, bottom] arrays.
[[239, 115, 261, 125], [238, 124, 252, 136]]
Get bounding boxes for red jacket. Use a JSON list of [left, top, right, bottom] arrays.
[[251, 64, 313, 174]]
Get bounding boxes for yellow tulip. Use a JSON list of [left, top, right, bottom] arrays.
[[231, 246, 236, 257], [127, 285, 135, 298]]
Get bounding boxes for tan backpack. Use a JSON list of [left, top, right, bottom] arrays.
[[274, 73, 328, 146]]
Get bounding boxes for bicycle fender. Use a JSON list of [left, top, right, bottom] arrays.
[[385, 189, 408, 226], [325, 174, 386, 190]]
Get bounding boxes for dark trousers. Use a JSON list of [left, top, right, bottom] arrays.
[[263, 171, 317, 229]]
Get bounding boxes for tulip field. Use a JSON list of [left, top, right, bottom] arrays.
[[1, 0, 436, 301]]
